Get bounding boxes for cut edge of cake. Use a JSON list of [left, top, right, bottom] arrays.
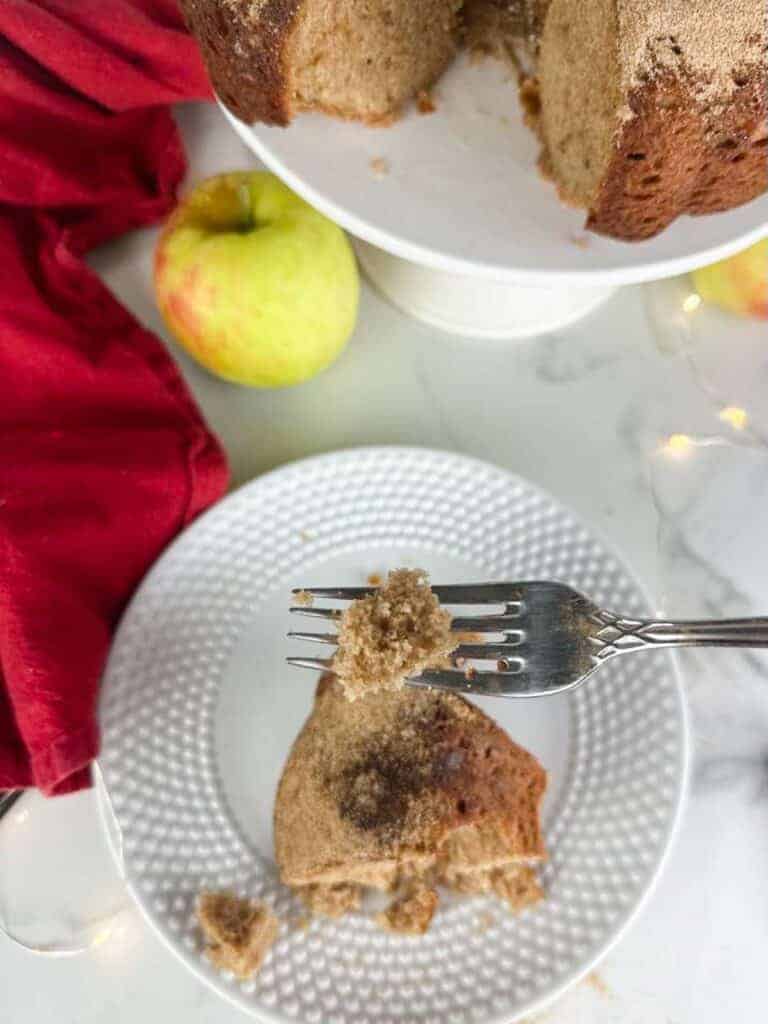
[[538, 0, 768, 239], [180, 0, 464, 127], [180, 0, 768, 241]]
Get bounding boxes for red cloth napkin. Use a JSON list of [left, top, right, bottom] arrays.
[[0, 1, 228, 795]]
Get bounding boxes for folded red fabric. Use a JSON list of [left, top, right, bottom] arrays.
[[0, 1, 228, 794]]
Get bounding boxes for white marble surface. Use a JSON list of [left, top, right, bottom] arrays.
[[2, 103, 767, 1023]]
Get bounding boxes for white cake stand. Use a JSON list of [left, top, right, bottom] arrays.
[[220, 54, 768, 339]]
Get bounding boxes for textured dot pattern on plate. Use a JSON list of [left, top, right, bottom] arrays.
[[98, 447, 687, 1024]]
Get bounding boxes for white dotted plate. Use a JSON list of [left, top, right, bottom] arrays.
[[97, 448, 688, 1024]]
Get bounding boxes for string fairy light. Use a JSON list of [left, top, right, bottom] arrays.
[[661, 433, 693, 458], [682, 292, 702, 314], [718, 406, 749, 431]]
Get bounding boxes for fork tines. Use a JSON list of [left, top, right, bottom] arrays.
[[287, 582, 527, 685]]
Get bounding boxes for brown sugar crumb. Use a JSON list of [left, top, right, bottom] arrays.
[[491, 864, 544, 912], [297, 883, 361, 919], [328, 697, 469, 845], [369, 156, 390, 179], [288, 914, 312, 932], [476, 910, 497, 933], [333, 569, 457, 700], [453, 631, 484, 668], [377, 882, 439, 935], [454, 631, 484, 646], [518, 76, 541, 129], [293, 589, 314, 607], [584, 970, 611, 997], [441, 863, 543, 912], [416, 89, 436, 115], [198, 891, 278, 980]]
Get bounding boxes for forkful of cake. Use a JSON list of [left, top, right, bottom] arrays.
[[287, 569, 768, 699]]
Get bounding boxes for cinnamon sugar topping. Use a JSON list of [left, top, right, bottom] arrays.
[[619, 0, 765, 106], [333, 569, 457, 699]]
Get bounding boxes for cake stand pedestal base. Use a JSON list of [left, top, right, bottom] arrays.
[[355, 241, 617, 340]]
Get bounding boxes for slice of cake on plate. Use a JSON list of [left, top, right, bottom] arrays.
[[274, 674, 546, 930]]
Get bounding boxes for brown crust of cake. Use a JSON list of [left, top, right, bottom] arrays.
[[179, 0, 301, 126], [588, 70, 768, 241]]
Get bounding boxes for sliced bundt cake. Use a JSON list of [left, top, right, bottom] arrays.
[[180, 0, 464, 126], [274, 675, 546, 927], [182, 0, 767, 240], [538, 0, 767, 238]]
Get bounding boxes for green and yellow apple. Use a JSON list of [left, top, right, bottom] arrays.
[[154, 172, 359, 387], [691, 238, 767, 320]]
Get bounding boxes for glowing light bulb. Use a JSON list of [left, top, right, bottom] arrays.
[[718, 406, 748, 431], [663, 433, 693, 457], [90, 925, 114, 948]]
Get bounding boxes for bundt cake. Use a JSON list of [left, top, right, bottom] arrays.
[[181, 0, 767, 240], [274, 675, 546, 928], [180, 0, 464, 126], [464, 0, 547, 73], [538, 0, 768, 238]]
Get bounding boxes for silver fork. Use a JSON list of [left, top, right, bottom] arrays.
[[287, 581, 768, 698]]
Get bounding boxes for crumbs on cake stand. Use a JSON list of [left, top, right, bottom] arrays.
[[584, 970, 611, 996]]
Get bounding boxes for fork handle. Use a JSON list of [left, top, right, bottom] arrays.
[[594, 615, 768, 657]]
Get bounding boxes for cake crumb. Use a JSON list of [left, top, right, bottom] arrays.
[[442, 863, 543, 913], [377, 883, 439, 935], [569, 233, 590, 250], [287, 913, 312, 932], [491, 864, 544, 911], [455, 631, 484, 645], [584, 970, 610, 997], [476, 910, 497, 933], [416, 89, 437, 114], [297, 883, 361, 919], [198, 891, 278, 980], [518, 76, 541, 129], [366, 573, 383, 587], [369, 156, 390, 178], [293, 590, 314, 607], [333, 569, 457, 700]]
